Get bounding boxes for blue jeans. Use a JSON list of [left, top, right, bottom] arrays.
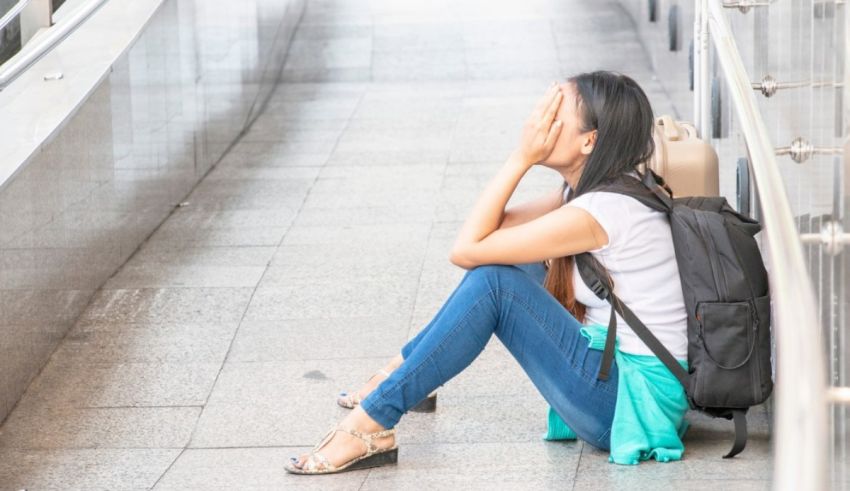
[[359, 262, 619, 450]]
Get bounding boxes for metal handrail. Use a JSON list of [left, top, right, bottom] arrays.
[[695, 1, 829, 490], [0, 0, 107, 89], [0, 0, 30, 32]]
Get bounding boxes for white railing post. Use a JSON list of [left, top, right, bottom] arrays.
[[19, 0, 52, 44], [693, 0, 701, 131], [20, 0, 53, 46], [0, 0, 107, 89], [696, 0, 711, 138]]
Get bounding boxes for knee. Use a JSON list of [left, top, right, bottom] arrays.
[[513, 261, 547, 283], [465, 264, 527, 286], [467, 263, 516, 276]]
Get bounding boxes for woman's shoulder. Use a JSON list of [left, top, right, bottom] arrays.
[[565, 190, 646, 221], [563, 172, 658, 212], [569, 189, 637, 204]]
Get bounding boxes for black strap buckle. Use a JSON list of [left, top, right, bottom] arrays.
[[589, 279, 608, 298]]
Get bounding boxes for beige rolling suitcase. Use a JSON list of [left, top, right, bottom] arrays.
[[638, 115, 719, 197]]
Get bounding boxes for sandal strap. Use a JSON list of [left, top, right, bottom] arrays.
[[312, 426, 338, 452], [338, 426, 396, 455], [370, 428, 396, 439], [304, 450, 334, 472], [345, 369, 391, 406]]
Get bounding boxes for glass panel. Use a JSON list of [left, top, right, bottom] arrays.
[[0, 0, 302, 424], [0, 0, 21, 65]]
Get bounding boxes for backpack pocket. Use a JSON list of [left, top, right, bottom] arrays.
[[694, 300, 758, 407]]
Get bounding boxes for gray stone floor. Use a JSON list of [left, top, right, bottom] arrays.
[[0, 0, 772, 489]]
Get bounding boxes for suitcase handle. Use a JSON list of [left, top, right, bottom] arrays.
[[657, 114, 683, 141]]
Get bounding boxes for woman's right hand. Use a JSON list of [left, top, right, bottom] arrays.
[[515, 82, 564, 167]]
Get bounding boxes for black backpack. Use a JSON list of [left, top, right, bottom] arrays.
[[572, 169, 772, 459]]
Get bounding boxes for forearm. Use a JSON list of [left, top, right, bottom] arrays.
[[452, 150, 531, 250], [451, 82, 562, 255]]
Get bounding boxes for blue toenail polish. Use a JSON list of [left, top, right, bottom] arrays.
[[340, 391, 347, 395]]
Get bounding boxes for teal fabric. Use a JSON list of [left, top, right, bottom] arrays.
[[543, 404, 578, 441], [541, 324, 690, 465]]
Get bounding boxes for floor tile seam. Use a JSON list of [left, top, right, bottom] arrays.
[[148, 447, 186, 491], [182, 438, 561, 450], [70, 315, 409, 326], [368, 21, 375, 83], [198, 392, 542, 403], [357, 469, 371, 490], [92, 285, 260, 292], [570, 442, 584, 491], [548, 18, 565, 74], [96, 282, 270, 291], [458, 16, 470, 80], [266, 89, 365, 254], [179, 83, 367, 448], [258, 269, 419, 277], [20, 360, 224, 368], [18, 405, 207, 410], [95, 284, 272, 290], [218, 355, 417, 363], [0, 193, 244, 434], [403, 80, 466, 342], [68, 322, 241, 330], [180, 257, 281, 448], [30, 364, 534, 382], [611, 0, 681, 119], [0, 442, 584, 454], [0, 445, 191, 451]]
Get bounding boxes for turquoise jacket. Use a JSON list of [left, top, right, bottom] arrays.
[[541, 324, 690, 465]]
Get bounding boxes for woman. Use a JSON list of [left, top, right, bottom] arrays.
[[285, 70, 690, 474]]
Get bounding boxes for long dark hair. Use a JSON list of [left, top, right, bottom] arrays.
[[543, 71, 656, 323]]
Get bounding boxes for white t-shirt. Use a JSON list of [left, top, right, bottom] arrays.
[[563, 184, 688, 360]]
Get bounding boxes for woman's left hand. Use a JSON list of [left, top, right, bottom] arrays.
[[515, 82, 564, 167]]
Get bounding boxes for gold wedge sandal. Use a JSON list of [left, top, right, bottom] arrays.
[[284, 424, 398, 475], [337, 368, 437, 413]]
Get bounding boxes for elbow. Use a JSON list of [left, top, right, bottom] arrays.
[[449, 246, 474, 270]]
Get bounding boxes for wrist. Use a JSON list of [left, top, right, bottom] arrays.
[[509, 149, 535, 169]]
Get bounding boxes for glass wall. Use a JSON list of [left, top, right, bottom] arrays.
[[0, 0, 304, 423], [0, 0, 21, 65]]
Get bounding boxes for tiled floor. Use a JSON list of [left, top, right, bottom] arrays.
[[0, 0, 772, 489]]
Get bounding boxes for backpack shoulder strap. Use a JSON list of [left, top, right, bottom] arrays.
[[609, 288, 691, 388], [574, 253, 618, 381], [573, 170, 673, 214], [575, 253, 690, 389]]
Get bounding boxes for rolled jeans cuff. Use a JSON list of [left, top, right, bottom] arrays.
[[359, 391, 403, 430]]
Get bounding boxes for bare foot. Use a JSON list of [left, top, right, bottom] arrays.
[[289, 406, 395, 471]]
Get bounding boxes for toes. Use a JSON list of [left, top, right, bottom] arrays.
[[289, 454, 305, 469]]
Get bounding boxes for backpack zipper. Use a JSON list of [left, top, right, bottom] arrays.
[[725, 221, 767, 402]]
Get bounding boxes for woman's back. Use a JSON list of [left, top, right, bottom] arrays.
[[565, 187, 689, 360]]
